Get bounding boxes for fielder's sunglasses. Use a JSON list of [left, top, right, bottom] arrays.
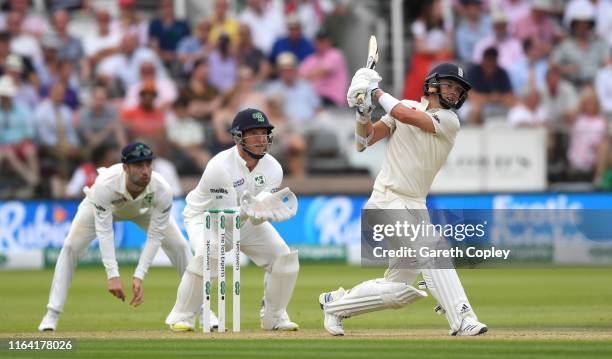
[[122, 144, 154, 163]]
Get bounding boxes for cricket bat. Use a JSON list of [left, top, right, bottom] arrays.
[[355, 35, 379, 152]]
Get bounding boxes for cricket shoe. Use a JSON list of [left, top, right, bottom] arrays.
[[199, 310, 220, 331], [170, 316, 195, 332], [261, 310, 299, 331], [259, 299, 299, 331], [450, 319, 488, 336], [170, 321, 195, 332], [38, 310, 60, 331], [318, 288, 346, 336]]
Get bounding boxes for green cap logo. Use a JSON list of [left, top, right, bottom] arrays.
[[252, 112, 265, 123]]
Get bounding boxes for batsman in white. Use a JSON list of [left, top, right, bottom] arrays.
[[165, 108, 300, 331], [38, 142, 193, 331], [319, 63, 488, 336]]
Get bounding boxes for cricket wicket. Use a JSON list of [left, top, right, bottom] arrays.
[[202, 209, 241, 333]]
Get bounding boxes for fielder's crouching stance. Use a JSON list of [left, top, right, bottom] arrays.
[[39, 143, 193, 331], [166, 108, 300, 331], [319, 63, 488, 336]]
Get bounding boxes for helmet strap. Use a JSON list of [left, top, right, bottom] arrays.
[[233, 132, 272, 160]]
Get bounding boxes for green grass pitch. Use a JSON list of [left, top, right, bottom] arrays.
[[1, 264, 611, 358]]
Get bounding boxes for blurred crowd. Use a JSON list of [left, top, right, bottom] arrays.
[[404, 0, 612, 189], [1, 0, 612, 200], [0, 0, 352, 199]]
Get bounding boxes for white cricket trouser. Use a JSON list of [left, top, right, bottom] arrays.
[[45, 201, 192, 313], [361, 189, 479, 332]]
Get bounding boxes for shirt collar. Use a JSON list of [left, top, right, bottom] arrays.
[[419, 96, 431, 110], [232, 146, 247, 168], [119, 169, 135, 199]]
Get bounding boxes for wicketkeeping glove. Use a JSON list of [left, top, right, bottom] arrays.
[[240, 187, 298, 224]]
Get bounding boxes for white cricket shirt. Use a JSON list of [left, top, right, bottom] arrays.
[[373, 97, 460, 202], [184, 146, 283, 218], [86, 163, 174, 279]]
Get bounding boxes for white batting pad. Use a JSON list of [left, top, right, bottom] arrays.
[[323, 279, 427, 318], [421, 268, 478, 333]]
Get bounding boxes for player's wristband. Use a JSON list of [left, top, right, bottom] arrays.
[[379, 93, 401, 114]]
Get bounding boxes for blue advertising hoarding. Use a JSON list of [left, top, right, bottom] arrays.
[[2, 193, 612, 258]]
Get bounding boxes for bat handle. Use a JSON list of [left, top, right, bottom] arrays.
[[356, 93, 365, 105]]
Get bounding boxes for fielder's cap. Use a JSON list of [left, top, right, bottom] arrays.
[[121, 142, 155, 163], [0, 75, 17, 97], [230, 108, 274, 134], [6, 54, 23, 72], [277, 51, 297, 68]]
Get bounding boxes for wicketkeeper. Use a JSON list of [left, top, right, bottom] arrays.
[[38, 142, 193, 331], [319, 63, 488, 336], [165, 108, 300, 331]]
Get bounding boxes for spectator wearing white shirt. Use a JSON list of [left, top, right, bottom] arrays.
[[96, 33, 167, 89], [508, 86, 547, 127], [82, 9, 122, 80], [166, 97, 211, 174], [239, 0, 286, 55]]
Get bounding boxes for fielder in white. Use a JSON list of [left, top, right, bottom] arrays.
[[166, 108, 300, 331], [38, 143, 192, 331], [319, 63, 488, 336]]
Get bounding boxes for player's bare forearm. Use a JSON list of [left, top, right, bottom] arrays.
[[373, 89, 435, 133], [366, 121, 391, 146]]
